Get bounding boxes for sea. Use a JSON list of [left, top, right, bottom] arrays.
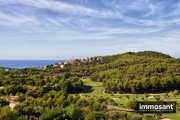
[[0, 60, 66, 69]]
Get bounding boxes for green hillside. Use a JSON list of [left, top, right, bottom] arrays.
[[0, 51, 180, 119], [90, 51, 180, 93], [56, 51, 180, 94]]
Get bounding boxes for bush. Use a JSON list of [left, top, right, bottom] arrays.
[[144, 114, 156, 120], [0, 106, 19, 120], [172, 90, 179, 96], [127, 100, 138, 110], [177, 107, 180, 112], [106, 110, 127, 120], [85, 111, 106, 120], [39, 108, 64, 120], [0, 98, 9, 107], [131, 115, 142, 120]]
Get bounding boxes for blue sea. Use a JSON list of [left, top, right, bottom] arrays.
[[0, 60, 66, 69]]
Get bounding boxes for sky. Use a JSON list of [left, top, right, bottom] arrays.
[[0, 0, 180, 60]]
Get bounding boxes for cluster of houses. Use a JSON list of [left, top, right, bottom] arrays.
[[52, 56, 104, 68]]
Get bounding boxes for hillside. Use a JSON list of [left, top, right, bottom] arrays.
[[52, 51, 180, 93], [0, 51, 180, 119], [90, 51, 180, 93]]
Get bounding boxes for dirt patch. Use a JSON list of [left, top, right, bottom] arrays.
[[161, 118, 171, 120], [1, 96, 19, 110]]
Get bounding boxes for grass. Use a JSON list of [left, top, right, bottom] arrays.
[[81, 78, 180, 120], [163, 112, 180, 120], [82, 78, 111, 97]]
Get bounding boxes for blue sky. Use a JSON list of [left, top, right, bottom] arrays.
[[0, 0, 180, 59]]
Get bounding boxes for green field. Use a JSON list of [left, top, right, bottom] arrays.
[[81, 78, 180, 120]]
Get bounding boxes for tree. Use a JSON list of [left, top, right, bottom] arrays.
[[39, 108, 64, 120], [65, 105, 82, 120], [0, 106, 19, 120]]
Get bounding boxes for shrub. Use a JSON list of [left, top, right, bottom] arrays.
[[172, 90, 179, 96], [127, 100, 138, 110], [85, 111, 106, 120], [131, 115, 142, 120], [106, 110, 127, 120], [0, 98, 9, 107]]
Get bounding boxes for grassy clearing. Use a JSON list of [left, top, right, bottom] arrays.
[[82, 78, 111, 97], [81, 78, 180, 120]]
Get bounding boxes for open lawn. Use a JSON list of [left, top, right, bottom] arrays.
[[81, 78, 180, 120]]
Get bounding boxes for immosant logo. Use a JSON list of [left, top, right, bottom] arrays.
[[137, 101, 176, 113]]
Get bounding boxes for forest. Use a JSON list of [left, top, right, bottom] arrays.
[[0, 51, 180, 120]]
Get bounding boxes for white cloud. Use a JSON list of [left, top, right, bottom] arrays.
[[0, 0, 179, 28], [0, 11, 36, 26], [0, 0, 101, 16]]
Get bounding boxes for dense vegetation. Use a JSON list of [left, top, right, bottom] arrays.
[[90, 52, 180, 93], [51, 51, 180, 94], [0, 51, 179, 119]]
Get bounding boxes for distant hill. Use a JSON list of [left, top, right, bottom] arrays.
[[57, 51, 180, 94], [135, 51, 172, 58]]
